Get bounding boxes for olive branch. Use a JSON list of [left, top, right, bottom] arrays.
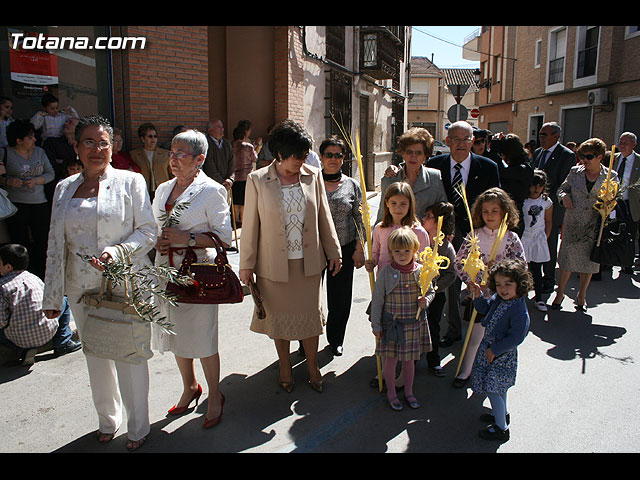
[[158, 200, 190, 228], [77, 245, 194, 336]]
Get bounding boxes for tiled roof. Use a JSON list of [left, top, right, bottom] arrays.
[[441, 68, 479, 90], [410, 56, 441, 76]]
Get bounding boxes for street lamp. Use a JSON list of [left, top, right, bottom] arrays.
[[473, 68, 491, 89], [473, 68, 481, 85]]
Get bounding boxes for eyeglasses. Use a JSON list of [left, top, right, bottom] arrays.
[[449, 137, 473, 144], [322, 152, 344, 159], [404, 148, 425, 157], [80, 139, 111, 150], [577, 152, 597, 160], [169, 151, 195, 160]]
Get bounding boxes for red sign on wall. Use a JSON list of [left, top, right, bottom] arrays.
[[9, 31, 59, 86]]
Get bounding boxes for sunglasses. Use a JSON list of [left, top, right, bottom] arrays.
[[577, 152, 597, 160], [323, 152, 344, 159]]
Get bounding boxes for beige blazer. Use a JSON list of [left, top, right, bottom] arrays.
[[239, 162, 341, 282], [129, 147, 172, 192]]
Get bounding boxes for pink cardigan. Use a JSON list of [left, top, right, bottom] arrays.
[[371, 223, 430, 272]]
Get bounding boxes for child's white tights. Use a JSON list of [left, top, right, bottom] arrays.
[[457, 324, 485, 380]]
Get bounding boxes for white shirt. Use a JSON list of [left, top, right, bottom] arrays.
[[617, 152, 636, 200], [209, 135, 223, 149], [280, 182, 306, 259], [540, 142, 559, 166], [144, 149, 156, 190], [306, 151, 321, 168], [450, 154, 472, 185]]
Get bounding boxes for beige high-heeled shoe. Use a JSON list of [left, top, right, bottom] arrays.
[[308, 369, 323, 393], [308, 379, 323, 393], [279, 367, 294, 393]]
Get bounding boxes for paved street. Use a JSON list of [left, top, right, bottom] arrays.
[[1, 193, 639, 453]]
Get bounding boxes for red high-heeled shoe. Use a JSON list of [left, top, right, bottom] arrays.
[[203, 392, 225, 429], [167, 384, 202, 416]]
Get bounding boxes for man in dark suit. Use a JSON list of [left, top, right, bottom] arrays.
[[203, 119, 234, 190], [426, 121, 500, 348], [532, 122, 576, 292], [613, 132, 640, 273]]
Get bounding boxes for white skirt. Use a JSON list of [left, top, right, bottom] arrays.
[[153, 301, 219, 358], [521, 230, 550, 263]]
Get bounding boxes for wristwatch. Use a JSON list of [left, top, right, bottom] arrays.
[[188, 232, 196, 247]]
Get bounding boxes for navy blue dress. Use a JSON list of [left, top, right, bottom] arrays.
[[471, 295, 530, 395]]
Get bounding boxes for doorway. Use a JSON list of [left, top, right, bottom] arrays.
[[359, 97, 370, 190], [528, 114, 544, 146]]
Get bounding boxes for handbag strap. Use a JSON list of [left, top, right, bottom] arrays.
[[98, 244, 132, 303], [167, 232, 228, 271], [201, 232, 230, 267]]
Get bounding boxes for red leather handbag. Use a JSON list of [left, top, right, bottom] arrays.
[[166, 232, 244, 304]]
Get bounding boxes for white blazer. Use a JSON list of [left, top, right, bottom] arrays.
[[151, 170, 232, 268], [43, 165, 157, 311]]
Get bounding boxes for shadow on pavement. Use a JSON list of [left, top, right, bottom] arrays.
[[51, 347, 503, 453]]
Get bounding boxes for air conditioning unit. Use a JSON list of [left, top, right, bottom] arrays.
[[588, 88, 609, 106]]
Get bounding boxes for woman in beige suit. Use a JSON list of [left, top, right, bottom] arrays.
[[129, 122, 172, 198], [239, 120, 342, 393]]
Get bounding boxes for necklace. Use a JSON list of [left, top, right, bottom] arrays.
[[322, 170, 342, 182]]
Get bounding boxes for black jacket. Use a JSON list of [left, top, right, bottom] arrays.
[[427, 153, 500, 244], [533, 144, 576, 227]]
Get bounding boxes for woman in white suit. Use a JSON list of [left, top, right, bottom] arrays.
[[42, 115, 157, 451], [152, 129, 232, 429]]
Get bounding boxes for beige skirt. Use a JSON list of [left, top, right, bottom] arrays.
[[250, 258, 325, 340]]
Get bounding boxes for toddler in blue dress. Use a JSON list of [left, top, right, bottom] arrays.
[[467, 259, 532, 442]]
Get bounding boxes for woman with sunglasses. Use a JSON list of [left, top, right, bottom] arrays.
[[551, 138, 619, 311], [377, 127, 447, 223], [129, 122, 172, 199], [318, 136, 365, 356]]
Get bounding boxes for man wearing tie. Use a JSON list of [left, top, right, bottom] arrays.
[[614, 132, 640, 273], [533, 122, 576, 293], [427, 121, 500, 347]]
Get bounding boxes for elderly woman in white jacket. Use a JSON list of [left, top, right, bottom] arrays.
[[43, 115, 157, 451], [151, 129, 232, 430]]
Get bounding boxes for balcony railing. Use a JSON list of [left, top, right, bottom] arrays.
[[577, 47, 597, 78], [408, 93, 429, 107], [548, 57, 564, 85], [359, 26, 403, 80]]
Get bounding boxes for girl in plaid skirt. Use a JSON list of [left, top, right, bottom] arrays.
[[370, 227, 434, 411]]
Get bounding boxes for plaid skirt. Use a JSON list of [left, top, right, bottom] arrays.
[[375, 271, 432, 360], [376, 312, 431, 361]]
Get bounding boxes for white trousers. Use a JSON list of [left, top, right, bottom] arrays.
[[458, 323, 485, 380], [67, 287, 150, 441]]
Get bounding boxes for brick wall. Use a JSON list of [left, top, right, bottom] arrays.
[[112, 26, 209, 151], [274, 26, 305, 126]]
